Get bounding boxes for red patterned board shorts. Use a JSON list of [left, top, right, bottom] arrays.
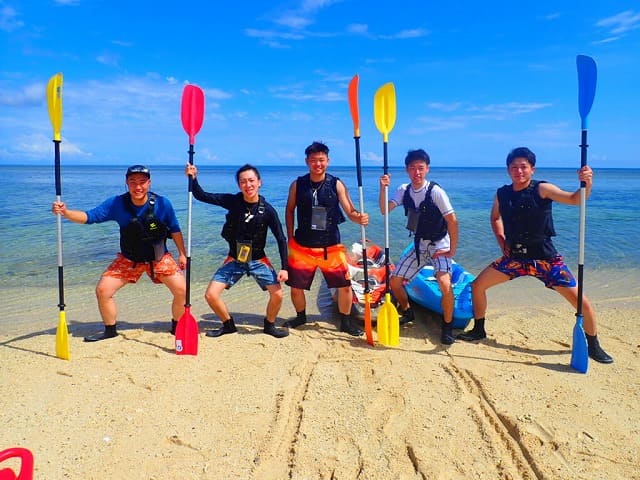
[[286, 239, 351, 290], [491, 254, 576, 288], [103, 253, 180, 284]]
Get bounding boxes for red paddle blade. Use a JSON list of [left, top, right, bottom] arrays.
[[348, 74, 360, 137], [175, 307, 199, 355], [181, 85, 205, 144]]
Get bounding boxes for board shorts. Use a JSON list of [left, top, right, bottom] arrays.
[[490, 254, 577, 288], [392, 242, 452, 281], [286, 238, 351, 290], [103, 252, 180, 284], [213, 257, 278, 291]]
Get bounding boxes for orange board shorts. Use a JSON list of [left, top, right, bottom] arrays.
[[103, 252, 181, 284], [286, 238, 351, 290]]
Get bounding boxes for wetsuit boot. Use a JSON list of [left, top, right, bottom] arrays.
[[84, 324, 118, 342], [441, 319, 455, 345], [283, 311, 307, 329], [264, 318, 289, 338], [340, 313, 363, 337], [586, 333, 614, 364], [457, 317, 487, 341], [206, 317, 238, 338]]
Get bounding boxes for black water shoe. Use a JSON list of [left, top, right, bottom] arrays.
[[283, 313, 307, 329], [399, 308, 414, 325], [340, 314, 363, 337], [441, 321, 455, 345], [456, 328, 486, 342], [84, 325, 118, 342], [264, 319, 289, 338], [206, 318, 237, 338], [586, 334, 614, 364], [170, 319, 178, 335]]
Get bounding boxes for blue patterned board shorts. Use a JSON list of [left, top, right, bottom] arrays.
[[491, 254, 577, 288]]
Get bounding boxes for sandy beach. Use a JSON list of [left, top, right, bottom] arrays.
[[1, 278, 639, 480]]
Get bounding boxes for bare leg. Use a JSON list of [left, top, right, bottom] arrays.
[[336, 285, 353, 316], [204, 281, 231, 321], [158, 272, 186, 321], [290, 287, 306, 314], [390, 276, 409, 311], [553, 286, 597, 336], [265, 283, 283, 322], [95, 275, 129, 326]]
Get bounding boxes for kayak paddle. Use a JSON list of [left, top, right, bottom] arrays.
[[348, 74, 374, 346], [571, 55, 597, 373], [47, 72, 70, 360], [373, 82, 400, 347], [175, 84, 205, 356]]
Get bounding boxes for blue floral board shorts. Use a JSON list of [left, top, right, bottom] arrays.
[[213, 257, 278, 290], [491, 254, 577, 288]]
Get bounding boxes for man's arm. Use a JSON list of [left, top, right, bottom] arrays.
[[52, 202, 88, 224], [337, 179, 368, 225], [285, 181, 297, 239], [489, 195, 507, 254], [378, 174, 398, 214]]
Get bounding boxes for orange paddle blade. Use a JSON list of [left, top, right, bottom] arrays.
[[348, 74, 360, 137]]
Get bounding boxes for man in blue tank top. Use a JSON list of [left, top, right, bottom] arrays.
[[51, 165, 187, 342], [457, 147, 613, 364]]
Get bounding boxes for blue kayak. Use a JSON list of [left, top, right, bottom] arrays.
[[402, 246, 475, 329]]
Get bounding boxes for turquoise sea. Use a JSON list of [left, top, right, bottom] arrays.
[[1, 164, 639, 332]]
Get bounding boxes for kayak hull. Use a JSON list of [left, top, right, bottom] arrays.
[[404, 261, 474, 330]]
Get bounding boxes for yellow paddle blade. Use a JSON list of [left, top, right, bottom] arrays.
[[373, 82, 396, 142], [377, 293, 399, 346], [56, 311, 70, 360], [47, 73, 63, 141]]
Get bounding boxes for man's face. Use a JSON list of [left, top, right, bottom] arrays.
[[507, 158, 535, 185], [406, 160, 429, 187], [126, 174, 150, 202], [237, 169, 261, 200], [305, 152, 329, 176]]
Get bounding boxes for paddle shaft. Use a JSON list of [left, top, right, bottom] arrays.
[[576, 129, 588, 317], [185, 145, 195, 307], [54, 139, 65, 311], [383, 141, 391, 291], [353, 136, 370, 293]]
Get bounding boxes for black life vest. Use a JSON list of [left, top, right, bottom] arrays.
[[119, 193, 169, 262], [295, 173, 346, 247], [220, 193, 268, 259], [402, 182, 448, 263], [497, 180, 557, 259]]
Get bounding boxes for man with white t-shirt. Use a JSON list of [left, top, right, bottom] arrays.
[[379, 149, 459, 344]]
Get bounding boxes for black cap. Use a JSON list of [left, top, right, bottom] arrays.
[[126, 165, 150, 178]]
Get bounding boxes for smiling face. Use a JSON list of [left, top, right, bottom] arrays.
[[305, 152, 329, 181], [126, 173, 151, 205], [507, 157, 535, 190], [405, 160, 429, 189], [237, 169, 261, 202]]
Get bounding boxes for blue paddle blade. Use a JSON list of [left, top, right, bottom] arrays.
[[570, 314, 589, 373], [577, 55, 597, 129]]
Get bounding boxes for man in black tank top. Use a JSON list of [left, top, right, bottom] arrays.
[[457, 147, 613, 364]]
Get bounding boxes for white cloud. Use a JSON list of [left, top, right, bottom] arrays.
[[0, 4, 23, 31], [597, 10, 640, 35], [0, 82, 44, 106]]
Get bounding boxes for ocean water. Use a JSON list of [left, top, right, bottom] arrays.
[[1, 164, 638, 331]]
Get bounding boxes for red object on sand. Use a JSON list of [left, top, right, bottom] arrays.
[[0, 447, 34, 480]]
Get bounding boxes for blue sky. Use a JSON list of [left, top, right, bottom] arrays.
[[1, 1, 638, 168]]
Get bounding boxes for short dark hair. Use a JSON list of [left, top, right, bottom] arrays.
[[506, 147, 536, 167], [235, 164, 261, 183], [305, 141, 329, 157], [404, 149, 430, 166]]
